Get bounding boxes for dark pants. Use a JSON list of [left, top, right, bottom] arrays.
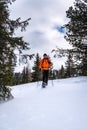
[[42, 70, 49, 84]]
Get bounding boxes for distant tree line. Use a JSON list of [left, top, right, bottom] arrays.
[[13, 51, 82, 86]]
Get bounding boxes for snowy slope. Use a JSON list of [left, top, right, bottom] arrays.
[[0, 76, 87, 130]]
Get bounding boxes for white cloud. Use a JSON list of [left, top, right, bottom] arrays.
[[9, 0, 75, 71]]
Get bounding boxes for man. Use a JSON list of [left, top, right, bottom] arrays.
[[39, 53, 53, 88]]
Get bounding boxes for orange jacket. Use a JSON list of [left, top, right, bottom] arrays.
[[40, 58, 53, 70]]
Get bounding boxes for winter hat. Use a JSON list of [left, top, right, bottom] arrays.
[[43, 53, 47, 57]]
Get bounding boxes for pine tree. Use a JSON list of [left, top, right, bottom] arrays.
[[54, 70, 59, 79], [32, 53, 41, 82], [21, 67, 26, 84], [21, 66, 32, 84], [52, 47, 78, 78], [60, 65, 65, 78], [58, 65, 65, 78], [65, 0, 87, 75], [0, 0, 31, 100], [14, 72, 22, 85], [65, 51, 76, 77]]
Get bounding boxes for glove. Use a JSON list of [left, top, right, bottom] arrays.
[[50, 66, 53, 69]]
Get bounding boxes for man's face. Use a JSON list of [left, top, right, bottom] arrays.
[[43, 55, 47, 58]]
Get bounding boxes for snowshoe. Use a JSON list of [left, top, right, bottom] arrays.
[[42, 82, 46, 88]]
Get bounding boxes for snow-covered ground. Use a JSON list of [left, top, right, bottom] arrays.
[[0, 76, 87, 130]]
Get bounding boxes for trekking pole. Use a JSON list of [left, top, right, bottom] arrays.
[[37, 78, 39, 87], [37, 71, 40, 87], [51, 68, 54, 86], [37, 75, 40, 87], [37, 76, 41, 87], [49, 67, 54, 86], [37, 69, 42, 87]]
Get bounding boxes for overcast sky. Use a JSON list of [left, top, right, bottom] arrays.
[[9, 0, 75, 72]]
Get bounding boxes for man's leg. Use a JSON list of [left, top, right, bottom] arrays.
[[42, 70, 46, 87], [42, 70, 46, 82], [45, 70, 49, 85]]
